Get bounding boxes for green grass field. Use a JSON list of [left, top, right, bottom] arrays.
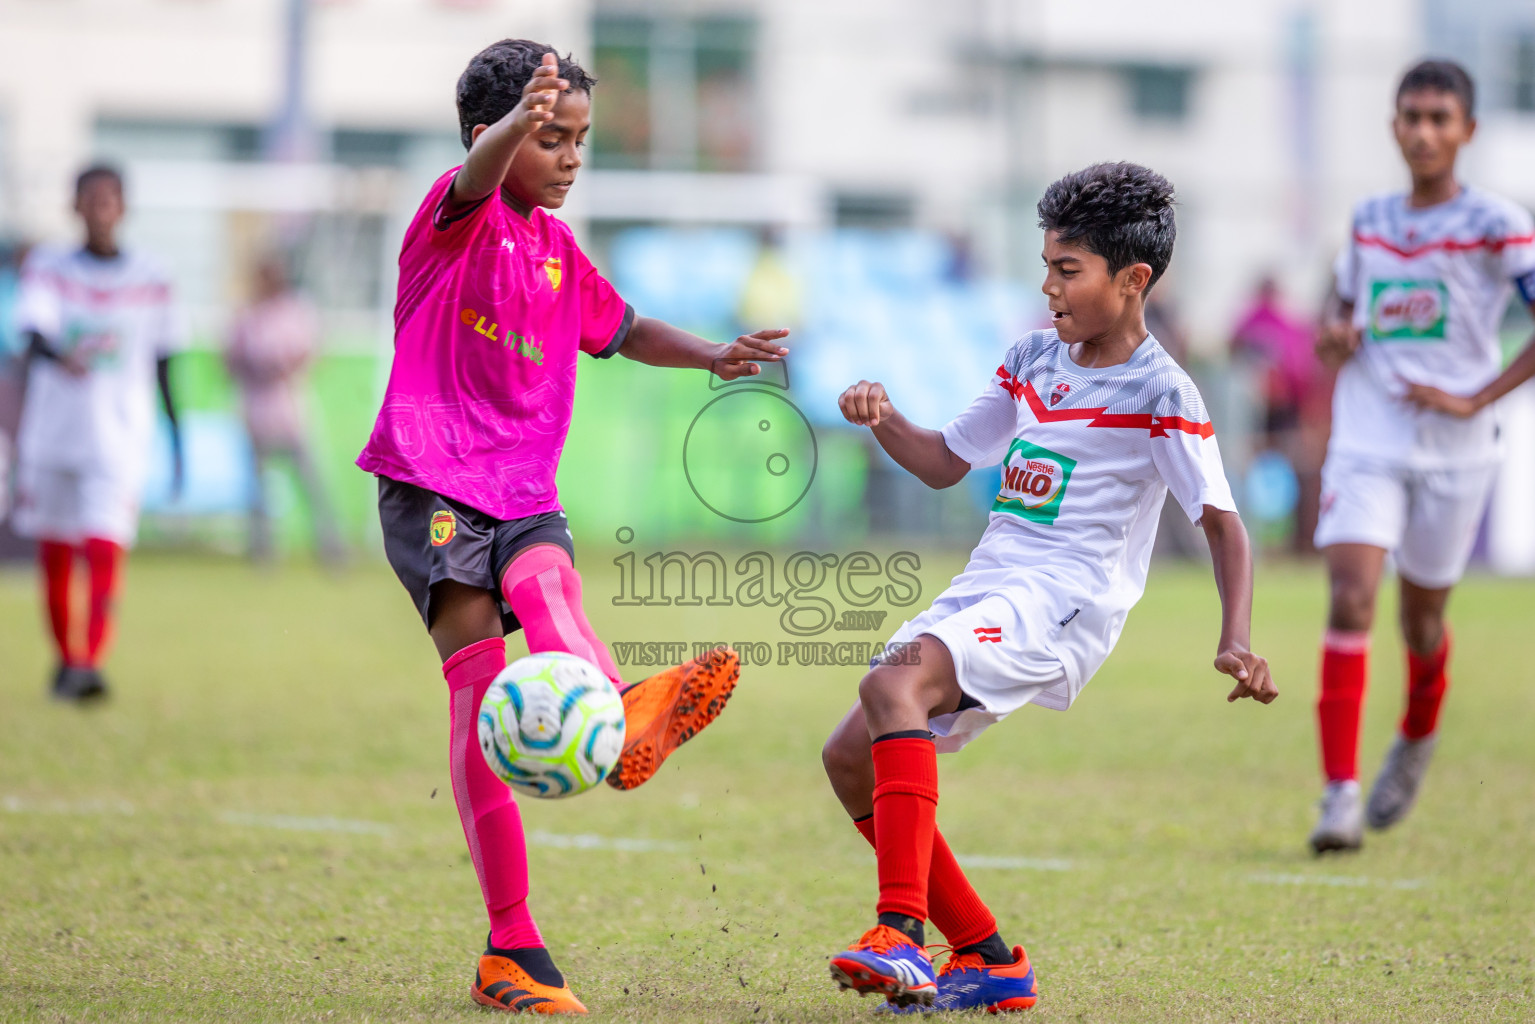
[[1, 551, 1532, 1022]]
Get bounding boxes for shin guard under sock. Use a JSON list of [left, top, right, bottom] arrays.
[[1318, 629, 1370, 782], [444, 637, 542, 950], [1401, 633, 1450, 741], [83, 537, 122, 667], [871, 734, 939, 926], [39, 541, 75, 665]]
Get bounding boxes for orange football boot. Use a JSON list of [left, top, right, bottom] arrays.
[[606, 646, 739, 790], [471, 954, 587, 1014]]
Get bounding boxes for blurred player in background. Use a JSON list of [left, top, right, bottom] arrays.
[[1309, 60, 1535, 853], [355, 41, 790, 1013], [820, 164, 1275, 1011], [225, 254, 345, 565], [11, 164, 184, 701], [0, 240, 31, 527]]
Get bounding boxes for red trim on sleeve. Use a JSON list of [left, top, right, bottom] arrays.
[[994, 364, 1026, 399]]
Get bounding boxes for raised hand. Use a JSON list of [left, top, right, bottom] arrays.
[[839, 380, 895, 428], [710, 328, 789, 381], [511, 52, 568, 134], [1216, 647, 1277, 704]]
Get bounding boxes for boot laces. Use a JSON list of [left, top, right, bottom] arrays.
[[934, 947, 989, 977], [852, 924, 917, 954]]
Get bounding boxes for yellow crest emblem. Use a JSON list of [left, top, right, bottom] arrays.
[[429, 509, 457, 547], [543, 258, 562, 292]]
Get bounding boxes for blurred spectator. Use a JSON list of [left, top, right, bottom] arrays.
[[1230, 275, 1316, 439], [1143, 287, 1204, 559], [1229, 275, 1329, 552], [224, 255, 345, 564], [737, 226, 802, 336], [0, 240, 31, 537], [1145, 290, 1189, 365]]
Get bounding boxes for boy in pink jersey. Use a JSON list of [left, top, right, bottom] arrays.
[[356, 40, 789, 1013]]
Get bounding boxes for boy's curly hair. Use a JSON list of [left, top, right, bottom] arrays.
[[1037, 162, 1177, 289], [456, 39, 597, 150]]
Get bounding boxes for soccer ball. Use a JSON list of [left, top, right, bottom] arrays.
[[478, 652, 626, 799]]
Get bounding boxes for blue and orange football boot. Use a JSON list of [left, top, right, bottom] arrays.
[[471, 951, 587, 1014], [829, 924, 938, 1008], [929, 945, 1039, 1012], [606, 646, 739, 790]]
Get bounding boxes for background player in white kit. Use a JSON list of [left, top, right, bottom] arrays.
[[12, 164, 184, 700], [819, 163, 1276, 1012], [1309, 61, 1535, 853]]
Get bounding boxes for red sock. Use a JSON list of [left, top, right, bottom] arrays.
[[1317, 629, 1370, 782], [854, 817, 998, 948], [39, 541, 76, 665], [83, 538, 123, 668], [1401, 633, 1450, 741], [871, 734, 939, 922]]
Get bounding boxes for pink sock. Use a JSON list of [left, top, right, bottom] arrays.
[[501, 544, 624, 690], [444, 636, 543, 950]]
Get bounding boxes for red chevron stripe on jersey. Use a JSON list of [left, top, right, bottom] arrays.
[[1353, 231, 1535, 260], [24, 271, 172, 306], [992, 367, 1215, 439]]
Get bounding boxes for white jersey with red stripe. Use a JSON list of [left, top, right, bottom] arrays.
[[1332, 187, 1535, 469], [12, 245, 185, 483], [935, 329, 1236, 704]]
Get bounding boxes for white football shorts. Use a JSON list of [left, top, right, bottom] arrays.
[[1314, 451, 1498, 589], [879, 583, 1070, 753], [11, 464, 141, 546]]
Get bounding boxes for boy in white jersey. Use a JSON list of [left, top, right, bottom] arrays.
[[1308, 61, 1535, 854], [819, 163, 1276, 1011], [12, 165, 185, 700]]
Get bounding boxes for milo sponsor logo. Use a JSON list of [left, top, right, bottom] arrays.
[[1368, 279, 1448, 341], [993, 439, 1076, 524]]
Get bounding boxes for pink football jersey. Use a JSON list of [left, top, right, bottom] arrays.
[[358, 168, 632, 519]]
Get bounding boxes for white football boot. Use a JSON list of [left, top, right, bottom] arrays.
[[1309, 780, 1363, 854], [1365, 733, 1437, 830]]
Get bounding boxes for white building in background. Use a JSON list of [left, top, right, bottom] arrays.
[[0, 0, 1532, 350]]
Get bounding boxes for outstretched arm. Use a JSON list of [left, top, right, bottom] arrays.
[[157, 355, 184, 498], [619, 318, 789, 382], [445, 52, 567, 213], [838, 380, 970, 489], [1403, 303, 1535, 417], [1200, 506, 1276, 704]]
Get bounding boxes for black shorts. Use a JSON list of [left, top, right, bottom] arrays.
[[377, 476, 575, 635]]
